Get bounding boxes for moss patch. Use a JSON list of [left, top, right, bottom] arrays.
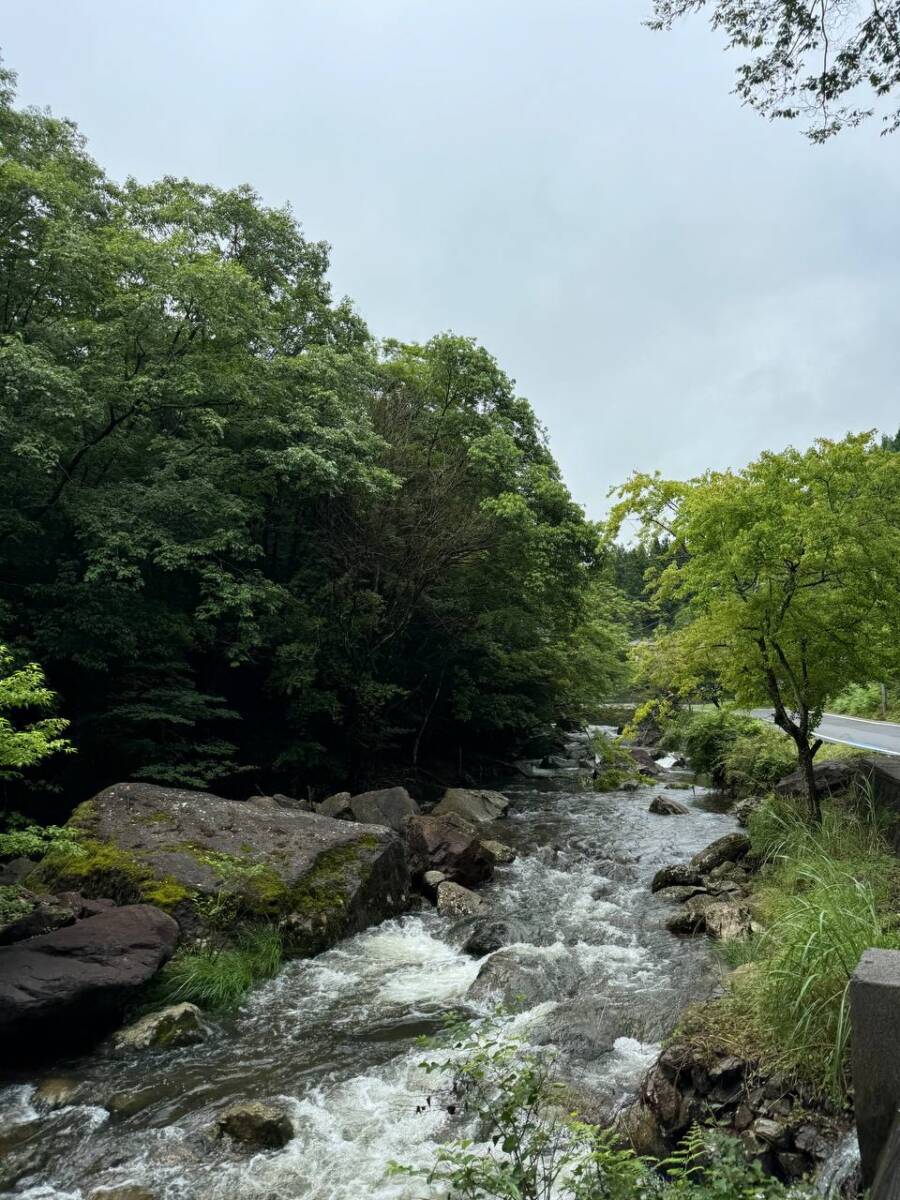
[[28, 838, 193, 912]]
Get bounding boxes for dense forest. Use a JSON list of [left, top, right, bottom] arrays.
[[0, 67, 629, 813]]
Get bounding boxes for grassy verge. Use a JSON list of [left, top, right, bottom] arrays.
[[675, 788, 900, 1101]]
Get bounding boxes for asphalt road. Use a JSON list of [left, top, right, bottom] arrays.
[[750, 709, 900, 757]]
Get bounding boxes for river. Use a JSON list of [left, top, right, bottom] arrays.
[[0, 759, 781, 1199]]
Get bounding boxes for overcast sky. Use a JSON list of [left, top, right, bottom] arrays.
[[5, 1, 900, 517]]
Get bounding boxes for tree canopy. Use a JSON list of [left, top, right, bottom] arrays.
[[609, 433, 900, 816], [0, 65, 625, 809], [649, 0, 900, 141]]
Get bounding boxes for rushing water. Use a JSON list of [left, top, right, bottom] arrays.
[[0, 764, 747, 1199]]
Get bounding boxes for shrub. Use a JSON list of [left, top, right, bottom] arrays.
[[392, 1019, 815, 1199], [830, 682, 885, 718], [590, 731, 640, 792], [0, 812, 83, 863], [150, 925, 283, 1011], [720, 724, 796, 796]]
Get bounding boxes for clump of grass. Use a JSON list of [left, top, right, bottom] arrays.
[[151, 925, 284, 1011], [691, 789, 900, 1101]]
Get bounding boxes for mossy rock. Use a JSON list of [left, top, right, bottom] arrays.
[[32, 783, 409, 954]]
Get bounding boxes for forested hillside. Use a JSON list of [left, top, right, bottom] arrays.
[[0, 67, 626, 812]]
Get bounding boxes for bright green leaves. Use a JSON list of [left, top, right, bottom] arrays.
[[0, 646, 73, 779]]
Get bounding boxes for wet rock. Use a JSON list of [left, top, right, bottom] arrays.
[[461, 917, 522, 957], [665, 895, 716, 935], [406, 815, 494, 888], [0, 905, 179, 1048], [480, 838, 517, 864], [794, 1124, 830, 1159], [113, 1003, 205, 1052], [27, 782, 409, 955], [0, 889, 81, 945], [33, 1076, 79, 1110], [216, 1100, 294, 1149], [349, 786, 420, 833], [106, 1083, 171, 1119], [689, 832, 751, 874], [629, 747, 664, 777], [776, 758, 873, 799], [617, 1100, 669, 1158], [703, 901, 751, 941], [89, 1187, 157, 1200], [436, 880, 483, 918], [650, 865, 704, 893], [655, 885, 707, 903], [649, 795, 689, 816], [421, 869, 446, 898], [316, 791, 352, 819], [733, 795, 764, 826], [468, 945, 584, 1006], [753, 1117, 791, 1148], [432, 788, 509, 824], [641, 1064, 693, 1135]]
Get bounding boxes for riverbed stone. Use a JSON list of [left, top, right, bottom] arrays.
[[432, 788, 509, 824], [89, 1187, 157, 1200], [468, 945, 584, 1006], [406, 814, 494, 888], [349, 786, 420, 833], [114, 1003, 205, 1052], [316, 791, 352, 819], [665, 894, 716, 935], [480, 838, 517, 864], [33, 1076, 79, 1110], [0, 904, 179, 1048], [649, 795, 689, 816], [216, 1100, 294, 1149], [27, 782, 410, 955], [461, 916, 523, 957], [655, 885, 707, 903], [703, 901, 751, 941], [689, 832, 751, 874], [436, 880, 483, 918], [650, 864, 704, 893]]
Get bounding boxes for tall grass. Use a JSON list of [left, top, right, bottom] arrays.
[[151, 925, 284, 1011], [733, 791, 900, 1099]]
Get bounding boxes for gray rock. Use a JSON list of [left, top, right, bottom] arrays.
[[316, 792, 352, 819], [649, 795, 690, 816], [703, 901, 751, 941], [114, 1003, 205, 1052], [665, 895, 716, 935], [0, 889, 80, 945], [776, 758, 873, 798], [629, 747, 664, 776], [32, 1076, 79, 1110], [432, 788, 509, 824], [655, 885, 708, 903], [406, 815, 494, 888], [733, 795, 764, 826], [89, 1188, 157, 1200], [461, 917, 522, 957], [0, 905, 179, 1046], [689, 833, 751, 874], [480, 839, 517, 864], [616, 1100, 669, 1158], [436, 881, 483, 918], [29, 782, 409, 955], [650, 864, 704, 893], [752, 1117, 791, 1148], [216, 1100, 294, 1149], [421, 869, 446, 898], [349, 786, 420, 833], [468, 946, 584, 1006]]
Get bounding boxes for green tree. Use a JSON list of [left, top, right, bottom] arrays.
[[0, 645, 72, 778], [649, 0, 900, 141], [609, 433, 900, 819]]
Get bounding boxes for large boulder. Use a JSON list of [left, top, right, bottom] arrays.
[[689, 833, 751, 874], [649, 795, 689, 816], [432, 788, 509, 824], [776, 758, 873, 798], [0, 905, 178, 1047], [436, 880, 483, 918], [650, 864, 704, 893], [349, 786, 420, 832], [468, 945, 584, 1007], [629, 747, 664, 777], [28, 782, 409, 955], [406, 815, 494, 888], [315, 792, 352, 820]]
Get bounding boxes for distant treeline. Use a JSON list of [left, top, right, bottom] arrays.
[[0, 66, 628, 811]]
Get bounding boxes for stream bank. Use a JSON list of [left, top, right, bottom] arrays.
[[0, 738, 842, 1199]]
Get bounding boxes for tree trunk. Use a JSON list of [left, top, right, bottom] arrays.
[[796, 738, 822, 823]]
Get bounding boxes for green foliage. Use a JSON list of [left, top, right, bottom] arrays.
[[393, 1018, 813, 1198], [0, 816, 82, 863], [0, 645, 72, 780], [0, 65, 627, 801], [0, 883, 34, 924], [649, 0, 900, 141], [710, 793, 900, 1099], [609, 434, 900, 817], [150, 925, 284, 1011], [719, 725, 796, 796], [590, 730, 641, 792]]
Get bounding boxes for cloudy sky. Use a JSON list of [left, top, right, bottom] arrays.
[[5, 1, 900, 517]]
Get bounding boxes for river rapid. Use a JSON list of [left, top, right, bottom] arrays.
[[0, 760, 751, 1199]]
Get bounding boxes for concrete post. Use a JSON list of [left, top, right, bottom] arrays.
[[851, 949, 900, 1187]]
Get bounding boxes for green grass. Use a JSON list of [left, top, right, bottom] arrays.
[[150, 925, 284, 1011], [681, 790, 900, 1101]]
